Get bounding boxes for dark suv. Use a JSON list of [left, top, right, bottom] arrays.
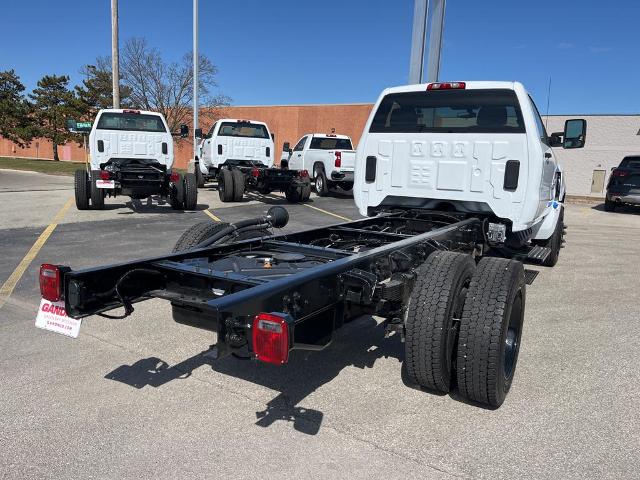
[[605, 156, 640, 211]]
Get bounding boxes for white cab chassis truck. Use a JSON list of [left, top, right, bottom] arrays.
[[354, 81, 586, 267], [282, 133, 356, 196], [45, 82, 586, 410], [192, 119, 311, 203], [73, 109, 197, 211]]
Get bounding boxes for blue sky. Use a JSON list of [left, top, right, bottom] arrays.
[[1, 0, 638, 114]]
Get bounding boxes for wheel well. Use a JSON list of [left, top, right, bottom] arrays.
[[313, 162, 325, 173]]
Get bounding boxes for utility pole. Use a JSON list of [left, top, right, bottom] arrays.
[[193, 0, 199, 157], [111, 0, 120, 108], [408, 0, 428, 84], [425, 0, 446, 82], [408, 0, 446, 84]]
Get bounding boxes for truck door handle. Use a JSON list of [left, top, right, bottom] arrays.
[[544, 152, 552, 159]]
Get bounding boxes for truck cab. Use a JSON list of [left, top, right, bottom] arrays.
[[196, 119, 275, 182], [283, 133, 356, 196], [354, 81, 586, 255]]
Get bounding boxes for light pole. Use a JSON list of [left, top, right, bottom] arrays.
[[193, 0, 199, 157], [111, 0, 120, 108], [408, 0, 446, 84]]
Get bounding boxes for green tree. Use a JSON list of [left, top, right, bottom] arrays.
[[29, 75, 81, 161], [0, 69, 34, 146], [76, 56, 131, 114]]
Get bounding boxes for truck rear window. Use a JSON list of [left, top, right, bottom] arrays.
[[96, 113, 167, 132], [218, 122, 270, 139], [369, 89, 525, 134], [309, 137, 353, 150]]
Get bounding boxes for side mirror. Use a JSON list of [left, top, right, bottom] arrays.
[[282, 142, 290, 152], [194, 128, 203, 139], [563, 119, 587, 149], [270, 133, 275, 141], [549, 132, 563, 147], [180, 124, 189, 138]]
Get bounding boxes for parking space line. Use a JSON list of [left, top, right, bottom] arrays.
[[203, 209, 221, 222], [0, 197, 73, 310], [303, 203, 351, 222]]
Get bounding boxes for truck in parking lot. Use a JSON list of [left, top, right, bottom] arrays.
[[72, 109, 196, 211], [40, 81, 586, 408], [282, 133, 356, 195], [193, 119, 311, 203]]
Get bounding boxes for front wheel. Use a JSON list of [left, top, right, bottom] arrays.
[[604, 198, 616, 212], [533, 211, 563, 267]]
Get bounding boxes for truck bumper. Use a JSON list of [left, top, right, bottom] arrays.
[[330, 171, 354, 182], [608, 193, 640, 205]]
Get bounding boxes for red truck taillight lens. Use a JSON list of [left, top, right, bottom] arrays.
[[40, 264, 62, 302], [299, 169, 309, 178], [252, 313, 289, 365], [99, 170, 111, 180], [334, 151, 342, 168], [251, 168, 260, 178], [427, 82, 466, 90], [170, 172, 180, 182]]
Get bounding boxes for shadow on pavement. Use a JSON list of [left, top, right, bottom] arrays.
[[591, 202, 640, 215], [105, 316, 415, 435]]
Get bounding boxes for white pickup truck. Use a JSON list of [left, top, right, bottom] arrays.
[[193, 119, 275, 186], [282, 133, 356, 196], [354, 81, 586, 266], [72, 109, 196, 211]]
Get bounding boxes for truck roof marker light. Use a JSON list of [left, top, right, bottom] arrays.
[[40, 264, 62, 302], [427, 82, 466, 90], [252, 313, 290, 365], [123, 109, 140, 114], [335, 151, 342, 168]]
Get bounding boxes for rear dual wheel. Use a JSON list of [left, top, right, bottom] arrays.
[[405, 252, 526, 408], [170, 173, 198, 210], [285, 178, 311, 203], [90, 170, 105, 210], [218, 169, 245, 202]]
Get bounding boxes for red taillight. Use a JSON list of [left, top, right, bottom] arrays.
[[299, 169, 309, 178], [170, 172, 180, 183], [252, 313, 290, 365], [40, 264, 62, 302], [99, 170, 110, 180], [251, 168, 260, 178], [334, 151, 342, 168], [427, 82, 466, 90], [612, 170, 628, 177]]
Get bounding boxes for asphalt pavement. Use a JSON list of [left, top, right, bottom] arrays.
[[1, 169, 638, 479]]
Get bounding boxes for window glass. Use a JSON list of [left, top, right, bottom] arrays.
[[97, 113, 167, 132], [293, 136, 308, 151], [369, 89, 525, 134], [217, 121, 269, 139], [309, 137, 353, 150], [528, 96, 548, 143]]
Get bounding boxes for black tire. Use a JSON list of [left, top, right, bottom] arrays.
[[172, 221, 231, 252], [74, 169, 90, 210], [183, 173, 198, 210], [533, 211, 563, 267], [195, 163, 205, 188], [405, 251, 476, 393], [231, 169, 245, 202], [90, 170, 105, 210], [300, 179, 311, 202], [218, 169, 234, 202], [170, 173, 184, 210], [604, 198, 616, 212], [314, 165, 329, 196], [456, 257, 526, 408]]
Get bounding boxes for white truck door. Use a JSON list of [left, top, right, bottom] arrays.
[[528, 98, 556, 205], [289, 136, 307, 170]]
